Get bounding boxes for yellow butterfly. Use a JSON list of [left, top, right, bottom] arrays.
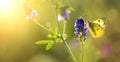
[[88, 17, 108, 38]]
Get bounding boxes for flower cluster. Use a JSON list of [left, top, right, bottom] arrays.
[[62, 10, 71, 20], [24, 2, 38, 20], [57, 9, 71, 21], [57, 6, 73, 21], [74, 17, 88, 41]]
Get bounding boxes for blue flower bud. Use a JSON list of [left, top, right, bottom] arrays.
[[74, 17, 84, 35], [76, 17, 84, 27]]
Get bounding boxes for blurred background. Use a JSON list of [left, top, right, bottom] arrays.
[[0, 0, 120, 62]]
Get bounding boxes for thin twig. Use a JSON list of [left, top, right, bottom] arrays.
[[33, 18, 50, 32], [55, 5, 78, 62]]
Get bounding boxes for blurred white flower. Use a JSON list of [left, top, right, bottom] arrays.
[[57, 14, 64, 21]]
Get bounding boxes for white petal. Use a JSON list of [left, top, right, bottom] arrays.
[[58, 14, 64, 21]]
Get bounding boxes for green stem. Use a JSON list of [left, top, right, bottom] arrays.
[[81, 41, 84, 62], [33, 18, 50, 32], [55, 6, 78, 62], [62, 36, 78, 62], [63, 20, 67, 35], [54, 6, 62, 34]]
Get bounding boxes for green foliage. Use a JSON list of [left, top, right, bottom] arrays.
[[48, 28, 62, 43], [35, 40, 51, 45], [35, 40, 54, 50], [45, 41, 54, 50], [35, 28, 63, 50]]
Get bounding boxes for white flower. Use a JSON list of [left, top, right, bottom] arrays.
[[57, 14, 64, 21]]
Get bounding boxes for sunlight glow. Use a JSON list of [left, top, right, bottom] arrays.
[[0, 0, 22, 23], [0, 0, 12, 10]]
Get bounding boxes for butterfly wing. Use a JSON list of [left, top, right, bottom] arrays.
[[93, 17, 108, 28], [88, 22, 104, 38]]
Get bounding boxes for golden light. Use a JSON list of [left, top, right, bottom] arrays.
[[0, 0, 29, 38], [0, 0, 13, 10], [0, 0, 24, 23]]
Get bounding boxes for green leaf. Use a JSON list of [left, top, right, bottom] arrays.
[[67, 6, 75, 11], [53, 35, 57, 39], [56, 38, 62, 43], [48, 34, 53, 38], [45, 41, 54, 50], [48, 28, 60, 39], [35, 40, 51, 45]]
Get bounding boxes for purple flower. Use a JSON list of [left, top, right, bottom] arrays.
[[62, 10, 71, 20], [57, 6, 73, 21], [31, 10, 38, 17], [74, 17, 88, 41], [74, 17, 84, 28], [74, 17, 84, 35], [24, 2, 38, 20], [26, 9, 38, 20]]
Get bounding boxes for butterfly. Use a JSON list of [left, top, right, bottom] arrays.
[[88, 17, 108, 38]]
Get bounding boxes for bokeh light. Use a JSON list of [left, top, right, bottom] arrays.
[[0, 0, 12, 10]]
